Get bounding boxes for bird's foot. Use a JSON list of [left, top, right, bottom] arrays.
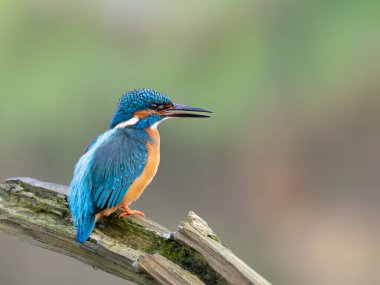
[[119, 206, 145, 218]]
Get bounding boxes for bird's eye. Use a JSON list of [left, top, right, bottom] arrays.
[[149, 103, 167, 111], [149, 103, 158, 109]]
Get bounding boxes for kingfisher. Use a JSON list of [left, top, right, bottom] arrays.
[[68, 88, 212, 243]]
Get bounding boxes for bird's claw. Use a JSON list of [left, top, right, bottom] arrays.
[[119, 207, 145, 218]]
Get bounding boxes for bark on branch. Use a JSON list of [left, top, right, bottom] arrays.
[[0, 177, 270, 285]]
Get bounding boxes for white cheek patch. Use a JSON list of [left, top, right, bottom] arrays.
[[115, 117, 139, 129], [150, 117, 170, 130]]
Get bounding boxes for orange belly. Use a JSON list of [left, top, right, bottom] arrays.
[[120, 128, 160, 207], [96, 128, 160, 220]]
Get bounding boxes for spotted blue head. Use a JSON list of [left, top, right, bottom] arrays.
[[109, 89, 212, 129]]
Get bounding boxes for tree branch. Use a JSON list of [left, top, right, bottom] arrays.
[[0, 177, 270, 285]]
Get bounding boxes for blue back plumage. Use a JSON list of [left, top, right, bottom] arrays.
[[69, 128, 150, 242], [91, 128, 151, 211]]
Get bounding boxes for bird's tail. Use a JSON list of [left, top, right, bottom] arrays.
[[76, 214, 96, 243]]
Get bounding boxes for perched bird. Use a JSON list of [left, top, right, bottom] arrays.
[[69, 88, 212, 243]]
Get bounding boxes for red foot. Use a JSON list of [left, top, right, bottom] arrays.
[[119, 206, 145, 218]]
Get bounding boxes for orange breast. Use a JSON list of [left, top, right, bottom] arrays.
[[95, 128, 160, 220], [119, 128, 160, 207]]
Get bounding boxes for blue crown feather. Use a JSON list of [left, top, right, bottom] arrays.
[[109, 89, 172, 129]]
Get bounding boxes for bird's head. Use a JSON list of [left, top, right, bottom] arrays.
[[110, 89, 212, 129]]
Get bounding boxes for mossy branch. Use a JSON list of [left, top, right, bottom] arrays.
[[0, 177, 270, 285]]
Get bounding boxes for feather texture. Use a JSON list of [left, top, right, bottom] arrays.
[[68, 127, 151, 242], [91, 128, 150, 212]]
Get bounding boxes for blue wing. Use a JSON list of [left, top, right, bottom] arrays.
[[84, 135, 101, 153], [69, 128, 150, 241], [90, 128, 150, 213]]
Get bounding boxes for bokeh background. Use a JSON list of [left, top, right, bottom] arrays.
[[1, 1, 379, 284]]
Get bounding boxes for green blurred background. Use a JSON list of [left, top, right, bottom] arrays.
[[1, 1, 379, 284]]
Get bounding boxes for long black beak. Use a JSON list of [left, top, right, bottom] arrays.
[[165, 103, 212, 118]]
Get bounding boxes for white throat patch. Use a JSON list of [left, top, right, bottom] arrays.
[[150, 117, 170, 130], [115, 117, 139, 129]]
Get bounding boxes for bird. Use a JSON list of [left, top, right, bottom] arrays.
[[68, 88, 212, 243]]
